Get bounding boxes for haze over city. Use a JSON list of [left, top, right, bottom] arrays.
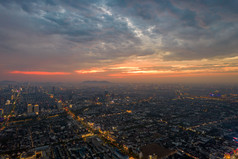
[[1, 1, 238, 159], [0, 0, 238, 83]]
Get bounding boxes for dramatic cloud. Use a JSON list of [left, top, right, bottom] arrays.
[[0, 0, 237, 82]]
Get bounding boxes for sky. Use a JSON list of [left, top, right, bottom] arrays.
[[0, 0, 238, 83]]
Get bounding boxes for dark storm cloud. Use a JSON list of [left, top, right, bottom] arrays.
[[107, 0, 238, 60], [0, 0, 237, 74], [0, 0, 143, 71], [0, 0, 137, 43]]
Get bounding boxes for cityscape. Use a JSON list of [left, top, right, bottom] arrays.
[[0, 82, 238, 158], [0, 0, 238, 159]]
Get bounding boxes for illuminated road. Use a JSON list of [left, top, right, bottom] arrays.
[[0, 90, 21, 131], [188, 115, 238, 129], [66, 109, 136, 158], [177, 149, 199, 159], [43, 90, 136, 158], [98, 110, 132, 118]]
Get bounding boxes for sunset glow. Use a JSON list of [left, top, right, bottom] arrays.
[[75, 69, 105, 74], [0, 0, 237, 83], [1, 1, 238, 159], [10, 71, 71, 75]]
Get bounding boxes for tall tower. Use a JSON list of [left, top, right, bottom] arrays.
[[27, 104, 33, 114], [34, 104, 39, 115]]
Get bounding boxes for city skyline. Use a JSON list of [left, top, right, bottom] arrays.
[[1, 83, 238, 158], [0, 0, 238, 83]]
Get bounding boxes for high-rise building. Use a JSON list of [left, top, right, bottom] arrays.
[[34, 104, 39, 115], [57, 100, 62, 110], [27, 104, 33, 114]]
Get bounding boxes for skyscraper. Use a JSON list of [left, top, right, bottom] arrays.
[[27, 104, 33, 114], [34, 104, 39, 115]]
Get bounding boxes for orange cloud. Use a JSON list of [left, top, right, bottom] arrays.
[[10, 71, 71, 75], [125, 70, 173, 74], [110, 66, 140, 70], [75, 69, 105, 74], [108, 69, 238, 78]]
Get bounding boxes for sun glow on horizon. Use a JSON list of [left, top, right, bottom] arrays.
[[7, 55, 238, 82], [75, 69, 106, 74], [9, 71, 71, 75]]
